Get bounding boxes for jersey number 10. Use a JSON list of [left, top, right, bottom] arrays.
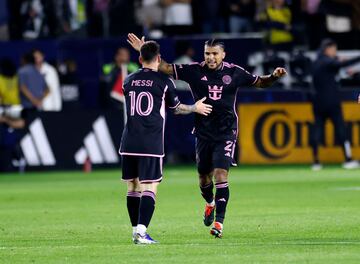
[[129, 91, 154, 116]]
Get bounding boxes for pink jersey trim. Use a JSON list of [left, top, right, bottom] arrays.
[[140, 177, 163, 184], [169, 77, 176, 88], [142, 190, 156, 201], [172, 64, 178, 80], [168, 101, 181, 109], [251, 75, 259, 85], [121, 178, 139, 182]]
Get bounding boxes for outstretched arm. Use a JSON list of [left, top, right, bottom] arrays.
[[127, 33, 145, 52], [127, 33, 174, 75], [174, 97, 212, 116], [254, 67, 287, 88]]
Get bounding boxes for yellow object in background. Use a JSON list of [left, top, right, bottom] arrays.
[[238, 103, 360, 164]]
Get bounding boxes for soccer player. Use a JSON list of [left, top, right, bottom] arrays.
[[120, 40, 212, 244], [127, 33, 287, 238]]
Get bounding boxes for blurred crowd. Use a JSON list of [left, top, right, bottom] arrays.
[[1, 0, 360, 49]]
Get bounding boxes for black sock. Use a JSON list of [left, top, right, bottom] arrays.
[[126, 191, 141, 227], [200, 181, 214, 204], [312, 145, 319, 164], [215, 182, 230, 224], [138, 190, 156, 227]]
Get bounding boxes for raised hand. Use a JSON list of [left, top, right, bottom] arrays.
[[273, 67, 287, 78], [127, 33, 145, 52], [194, 97, 212, 116]]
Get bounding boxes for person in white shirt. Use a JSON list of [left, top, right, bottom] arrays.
[[33, 49, 62, 111], [162, 0, 193, 26]]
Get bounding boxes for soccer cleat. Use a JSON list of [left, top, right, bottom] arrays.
[[311, 163, 323, 171], [342, 160, 360, 170], [203, 204, 215, 226], [133, 233, 158, 244], [210, 222, 223, 238]]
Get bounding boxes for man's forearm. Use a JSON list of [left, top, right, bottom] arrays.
[[174, 103, 196, 115], [20, 85, 40, 106], [254, 74, 280, 88]]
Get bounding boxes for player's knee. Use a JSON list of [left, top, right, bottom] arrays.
[[214, 169, 228, 183], [127, 178, 141, 192], [142, 182, 159, 194], [199, 173, 212, 186]]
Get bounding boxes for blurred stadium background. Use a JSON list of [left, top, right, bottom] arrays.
[[0, 0, 360, 263]]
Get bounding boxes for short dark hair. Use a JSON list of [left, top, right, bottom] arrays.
[[140, 41, 160, 63], [319, 38, 337, 53], [22, 52, 35, 64], [204, 39, 225, 50], [0, 57, 17, 77], [32, 48, 43, 55]]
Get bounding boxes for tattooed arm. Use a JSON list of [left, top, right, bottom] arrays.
[[174, 97, 212, 116]]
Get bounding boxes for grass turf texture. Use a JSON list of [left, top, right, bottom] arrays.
[[0, 165, 360, 263]]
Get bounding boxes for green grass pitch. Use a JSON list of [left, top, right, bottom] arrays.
[[1, 165, 360, 263]]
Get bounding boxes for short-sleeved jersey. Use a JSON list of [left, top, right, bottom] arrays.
[[119, 68, 180, 157], [173, 61, 258, 141], [18, 65, 47, 109]]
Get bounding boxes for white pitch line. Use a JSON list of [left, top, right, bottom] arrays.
[[334, 187, 360, 191], [1, 241, 360, 250]]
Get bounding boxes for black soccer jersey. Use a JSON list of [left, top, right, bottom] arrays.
[[119, 68, 180, 157], [173, 61, 258, 141]]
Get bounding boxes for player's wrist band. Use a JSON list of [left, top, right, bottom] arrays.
[[270, 73, 280, 81]]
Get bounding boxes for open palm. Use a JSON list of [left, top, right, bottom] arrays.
[[127, 33, 145, 51]]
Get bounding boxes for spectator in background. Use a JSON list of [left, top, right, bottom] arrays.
[[161, 0, 193, 35], [196, 0, 228, 34], [18, 52, 49, 110], [302, 0, 325, 49], [310, 39, 360, 171], [173, 40, 194, 90], [319, 0, 358, 49], [87, 0, 110, 38], [0, 58, 25, 172], [109, 0, 137, 36], [58, 59, 82, 110], [0, 0, 9, 41], [259, 0, 293, 50], [102, 47, 139, 108], [135, 0, 163, 38], [228, 0, 256, 33], [20, 0, 46, 40], [33, 49, 62, 111], [0, 58, 20, 106], [52, 0, 87, 38]]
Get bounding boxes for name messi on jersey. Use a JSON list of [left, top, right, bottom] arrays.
[[131, 80, 154, 87]]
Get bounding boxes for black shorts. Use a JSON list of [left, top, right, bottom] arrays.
[[195, 138, 237, 174], [121, 155, 163, 183]]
